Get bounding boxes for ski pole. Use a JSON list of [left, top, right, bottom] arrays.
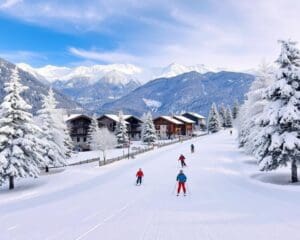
[[186, 182, 192, 195], [171, 182, 177, 195]]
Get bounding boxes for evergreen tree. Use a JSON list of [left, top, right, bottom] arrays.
[[115, 111, 129, 144], [208, 103, 221, 133], [240, 63, 273, 155], [87, 114, 98, 146], [232, 100, 239, 119], [141, 112, 157, 144], [218, 104, 226, 127], [259, 40, 300, 182], [225, 106, 233, 128], [37, 88, 68, 172], [0, 68, 47, 189]]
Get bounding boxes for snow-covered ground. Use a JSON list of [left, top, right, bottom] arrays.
[[68, 139, 180, 165], [1, 131, 300, 240]]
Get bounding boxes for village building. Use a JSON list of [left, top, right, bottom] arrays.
[[173, 115, 195, 136], [182, 112, 206, 130], [98, 114, 143, 140], [65, 114, 92, 151], [153, 116, 183, 139]]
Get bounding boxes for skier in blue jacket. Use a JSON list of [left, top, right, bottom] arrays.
[[176, 170, 187, 196]]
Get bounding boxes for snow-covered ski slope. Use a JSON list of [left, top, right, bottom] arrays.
[[1, 131, 300, 240]]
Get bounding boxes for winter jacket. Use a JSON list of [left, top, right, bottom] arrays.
[[136, 170, 144, 177], [179, 155, 185, 161], [176, 173, 187, 183]]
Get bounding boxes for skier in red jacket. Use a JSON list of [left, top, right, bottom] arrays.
[[136, 168, 144, 185], [178, 154, 187, 167]]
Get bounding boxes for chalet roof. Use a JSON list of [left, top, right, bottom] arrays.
[[155, 116, 183, 125], [174, 115, 195, 124], [184, 112, 206, 119], [123, 115, 143, 123], [101, 114, 130, 124], [64, 114, 91, 122]]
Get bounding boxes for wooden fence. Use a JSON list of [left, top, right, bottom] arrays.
[[50, 132, 207, 169]]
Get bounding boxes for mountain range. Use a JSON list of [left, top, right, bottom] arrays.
[[101, 71, 255, 116], [0, 58, 84, 113], [14, 60, 255, 117]]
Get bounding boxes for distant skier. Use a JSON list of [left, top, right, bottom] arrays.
[[178, 154, 187, 167], [136, 168, 144, 185], [176, 170, 187, 196], [230, 130, 233, 135], [190, 144, 195, 153]]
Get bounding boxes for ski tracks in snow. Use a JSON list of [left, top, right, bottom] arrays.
[[74, 199, 137, 240]]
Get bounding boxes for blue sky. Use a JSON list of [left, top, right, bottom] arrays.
[[0, 0, 300, 69]]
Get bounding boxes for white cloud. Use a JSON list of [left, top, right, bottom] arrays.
[[69, 47, 139, 64], [2, 1, 300, 70], [0, 0, 22, 9]]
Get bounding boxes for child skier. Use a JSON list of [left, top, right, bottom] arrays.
[[176, 170, 187, 196], [191, 144, 195, 153], [178, 154, 187, 167], [136, 168, 144, 185]]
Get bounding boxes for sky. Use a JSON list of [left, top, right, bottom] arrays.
[[0, 0, 300, 70]]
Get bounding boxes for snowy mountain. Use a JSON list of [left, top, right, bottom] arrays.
[[18, 63, 142, 110], [17, 63, 142, 84], [158, 63, 217, 78], [0, 58, 84, 113], [52, 75, 140, 111], [17, 62, 251, 113], [101, 71, 255, 116]]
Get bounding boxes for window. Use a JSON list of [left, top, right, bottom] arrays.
[[77, 128, 84, 134], [83, 137, 87, 142], [77, 137, 80, 142]]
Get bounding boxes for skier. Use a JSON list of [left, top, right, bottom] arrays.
[[190, 144, 195, 153], [230, 130, 233, 135], [178, 154, 187, 167], [136, 168, 144, 185], [176, 170, 187, 196]]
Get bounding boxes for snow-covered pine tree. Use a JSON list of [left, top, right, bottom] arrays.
[[87, 114, 99, 146], [0, 68, 47, 189], [90, 127, 117, 164], [37, 88, 69, 172], [259, 40, 300, 182], [225, 106, 233, 128], [241, 63, 274, 155], [232, 100, 239, 119], [141, 112, 157, 144], [208, 103, 221, 133], [237, 103, 250, 147], [218, 104, 226, 127], [115, 111, 129, 145]]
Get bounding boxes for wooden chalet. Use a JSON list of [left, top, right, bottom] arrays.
[[173, 115, 195, 136], [182, 112, 206, 130], [153, 116, 183, 139], [98, 114, 143, 140], [65, 114, 92, 151]]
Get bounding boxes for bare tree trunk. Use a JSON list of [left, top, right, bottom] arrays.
[[9, 176, 14, 190], [291, 159, 298, 183]]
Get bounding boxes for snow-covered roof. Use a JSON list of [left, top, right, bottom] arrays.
[[185, 112, 206, 119], [174, 115, 195, 124], [64, 114, 91, 122], [124, 115, 143, 123], [157, 116, 184, 125], [102, 114, 130, 124]]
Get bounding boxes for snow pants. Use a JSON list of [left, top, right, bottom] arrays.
[[177, 182, 186, 194], [180, 160, 187, 167], [136, 176, 142, 185]]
